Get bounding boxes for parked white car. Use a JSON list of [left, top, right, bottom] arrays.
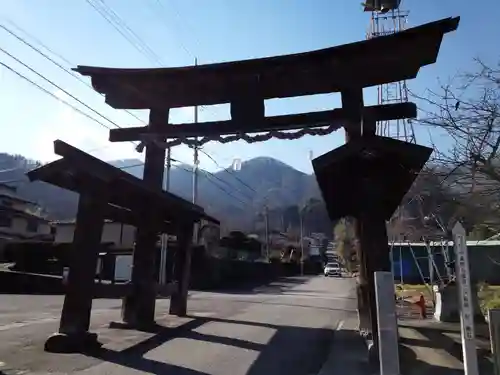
[[324, 262, 341, 277]]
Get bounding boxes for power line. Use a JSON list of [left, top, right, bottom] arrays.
[[1, 37, 245, 208], [83, 1, 247, 208], [0, 27, 245, 208], [0, 59, 116, 131], [0, 155, 249, 208], [0, 160, 148, 186], [148, 1, 246, 202], [85, 0, 163, 66], [168, 159, 250, 207], [203, 171, 250, 208], [157, 0, 202, 58], [0, 22, 146, 125], [115, 154, 251, 208], [181, 146, 254, 201], [172, 161, 250, 207], [150, 0, 193, 59], [200, 165, 253, 202], [0, 46, 122, 130], [119, 162, 144, 170], [97, 0, 164, 65], [199, 148, 256, 194], [2, 19, 74, 67]]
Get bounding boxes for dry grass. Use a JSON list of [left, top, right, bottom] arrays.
[[477, 283, 500, 314], [395, 283, 432, 302]]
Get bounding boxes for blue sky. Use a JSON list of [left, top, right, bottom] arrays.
[[0, 0, 498, 173]]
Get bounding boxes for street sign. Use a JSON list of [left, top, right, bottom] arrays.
[[374, 271, 400, 375], [452, 221, 479, 375]]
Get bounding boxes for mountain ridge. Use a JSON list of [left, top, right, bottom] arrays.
[[0, 153, 328, 233]]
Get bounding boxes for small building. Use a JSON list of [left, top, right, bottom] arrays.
[[0, 183, 51, 242]]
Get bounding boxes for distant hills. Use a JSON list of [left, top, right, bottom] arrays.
[[0, 150, 485, 239], [0, 153, 331, 235]]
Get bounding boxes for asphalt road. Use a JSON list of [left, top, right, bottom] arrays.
[[0, 275, 357, 375]]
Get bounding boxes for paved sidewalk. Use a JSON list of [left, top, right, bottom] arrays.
[[316, 317, 369, 375], [398, 319, 493, 375]]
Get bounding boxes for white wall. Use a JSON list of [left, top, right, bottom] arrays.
[[54, 222, 136, 248], [0, 217, 50, 238], [37, 222, 51, 235]]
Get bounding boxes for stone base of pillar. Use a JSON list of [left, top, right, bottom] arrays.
[[44, 331, 101, 353]]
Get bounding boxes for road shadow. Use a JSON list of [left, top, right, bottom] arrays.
[[399, 343, 464, 375], [399, 323, 493, 374], [211, 276, 321, 296], [83, 315, 336, 375], [214, 298, 356, 313]]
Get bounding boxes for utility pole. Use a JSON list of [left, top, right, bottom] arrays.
[[264, 205, 269, 261], [299, 209, 304, 276], [165, 148, 171, 191], [159, 144, 171, 286], [192, 140, 199, 204], [192, 58, 199, 205]]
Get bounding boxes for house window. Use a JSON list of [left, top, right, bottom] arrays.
[[26, 219, 38, 232], [0, 213, 12, 228], [0, 199, 13, 208]]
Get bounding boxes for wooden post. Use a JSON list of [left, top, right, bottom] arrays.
[[358, 211, 391, 352], [45, 192, 106, 352], [122, 108, 167, 328], [341, 88, 391, 362], [342, 89, 369, 335], [169, 221, 194, 317]]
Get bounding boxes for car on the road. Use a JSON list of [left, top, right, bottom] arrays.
[[324, 262, 342, 277]]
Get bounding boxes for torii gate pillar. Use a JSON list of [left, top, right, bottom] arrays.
[[313, 88, 433, 363]]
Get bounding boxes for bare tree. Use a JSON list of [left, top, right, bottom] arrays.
[[333, 218, 358, 272], [413, 59, 500, 231]]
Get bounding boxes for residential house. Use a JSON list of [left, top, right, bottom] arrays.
[[0, 183, 51, 241]]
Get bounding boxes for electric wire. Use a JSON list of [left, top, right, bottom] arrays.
[[0, 22, 146, 125]]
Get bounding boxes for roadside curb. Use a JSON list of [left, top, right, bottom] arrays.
[[317, 318, 370, 375]]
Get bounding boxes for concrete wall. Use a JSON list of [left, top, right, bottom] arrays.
[[54, 222, 136, 248]]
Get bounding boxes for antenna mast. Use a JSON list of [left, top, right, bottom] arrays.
[[364, 0, 415, 143]]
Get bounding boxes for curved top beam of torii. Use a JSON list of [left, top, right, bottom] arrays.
[[74, 16, 459, 111]]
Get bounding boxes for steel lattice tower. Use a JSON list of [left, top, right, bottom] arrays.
[[365, 4, 416, 144]]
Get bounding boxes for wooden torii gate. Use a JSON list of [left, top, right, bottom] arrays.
[[74, 15, 459, 358]]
